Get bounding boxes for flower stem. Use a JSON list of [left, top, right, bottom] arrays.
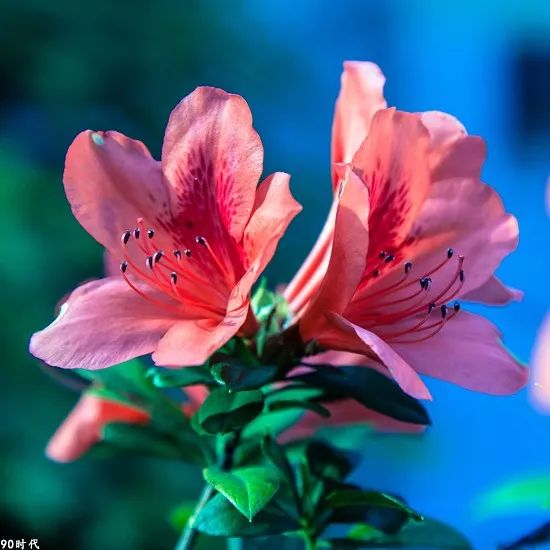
[[174, 483, 214, 550]]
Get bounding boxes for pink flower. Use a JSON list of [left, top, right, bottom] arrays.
[[30, 87, 301, 371], [530, 181, 550, 413], [285, 61, 526, 400], [46, 393, 150, 462], [46, 389, 204, 463]]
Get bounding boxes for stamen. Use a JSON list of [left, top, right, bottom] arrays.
[[120, 261, 128, 273], [440, 304, 448, 319], [153, 250, 164, 263], [170, 272, 177, 284], [173, 250, 182, 260], [405, 261, 412, 274], [145, 256, 153, 270], [384, 254, 395, 263], [184, 248, 192, 258], [121, 231, 131, 245], [379, 251, 387, 258], [134, 228, 141, 239], [147, 229, 155, 239], [447, 248, 454, 259], [453, 302, 460, 312]]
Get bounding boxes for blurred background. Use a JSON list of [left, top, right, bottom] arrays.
[[1, 0, 549, 548]]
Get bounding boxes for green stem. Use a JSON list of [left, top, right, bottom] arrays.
[[304, 529, 317, 550], [174, 483, 215, 550]]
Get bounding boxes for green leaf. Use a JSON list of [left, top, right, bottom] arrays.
[[306, 441, 354, 482], [268, 399, 331, 418], [210, 362, 279, 391], [169, 502, 195, 531], [327, 490, 423, 521], [293, 366, 430, 425], [195, 493, 297, 537], [102, 423, 185, 459], [328, 517, 472, 549], [148, 366, 214, 388], [203, 465, 281, 520], [198, 388, 264, 434], [347, 523, 385, 540]]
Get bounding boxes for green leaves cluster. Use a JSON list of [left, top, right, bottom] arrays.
[[69, 330, 468, 549]]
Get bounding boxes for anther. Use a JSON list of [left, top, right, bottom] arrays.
[[120, 261, 128, 273], [134, 228, 140, 239], [384, 254, 395, 263], [153, 250, 164, 263], [379, 251, 387, 259], [420, 276, 432, 291], [184, 248, 192, 258], [459, 270, 465, 282], [428, 302, 436, 313], [440, 304, 448, 319], [195, 236, 207, 246], [372, 269, 380, 277], [404, 261, 412, 274], [121, 231, 131, 244], [173, 250, 182, 260], [170, 272, 177, 284], [447, 248, 454, 259], [453, 302, 460, 312], [145, 256, 153, 269], [147, 229, 155, 239]]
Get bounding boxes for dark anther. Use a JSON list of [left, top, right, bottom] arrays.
[[170, 272, 177, 284], [195, 236, 206, 246], [447, 247, 454, 259], [121, 231, 131, 244], [120, 261, 128, 273], [440, 304, 448, 319], [420, 276, 432, 290], [145, 256, 153, 269], [453, 302, 460, 312], [173, 250, 182, 260], [372, 269, 380, 277], [379, 251, 387, 258], [153, 251, 164, 263], [384, 254, 395, 263], [184, 248, 192, 257], [133, 228, 140, 239], [428, 302, 436, 313], [147, 229, 155, 239], [459, 270, 465, 282], [404, 261, 412, 274]]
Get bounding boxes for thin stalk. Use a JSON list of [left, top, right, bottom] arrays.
[[174, 484, 215, 550]]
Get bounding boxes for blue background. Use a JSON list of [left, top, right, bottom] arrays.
[[1, 0, 549, 548]]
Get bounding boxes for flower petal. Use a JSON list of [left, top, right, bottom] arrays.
[[162, 86, 263, 243], [331, 61, 387, 188], [299, 170, 370, 332], [243, 172, 302, 275], [30, 278, 180, 370], [392, 311, 528, 394], [152, 302, 249, 367], [462, 276, 523, 305], [64, 130, 166, 254], [46, 394, 149, 463], [530, 314, 550, 414], [351, 108, 431, 260]]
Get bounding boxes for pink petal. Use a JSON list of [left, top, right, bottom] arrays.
[[64, 130, 166, 254], [392, 311, 527, 394], [152, 302, 249, 367], [299, 171, 370, 335], [162, 87, 263, 243], [243, 172, 302, 276], [351, 108, 431, 261], [462, 276, 523, 305], [30, 278, 180, 370], [331, 61, 387, 188], [46, 394, 149, 463], [530, 314, 550, 413]]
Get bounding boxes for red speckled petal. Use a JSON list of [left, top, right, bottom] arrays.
[[161, 87, 263, 246], [351, 108, 431, 266]]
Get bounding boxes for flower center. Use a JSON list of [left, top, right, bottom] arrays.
[[350, 248, 465, 344], [117, 217, 231, 318]]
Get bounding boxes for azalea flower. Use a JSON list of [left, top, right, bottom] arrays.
[[46, 393, 150, 462], [46, 390, 202, 463], [530, 180, 550, 413], [284, 61, 527, 399], [30, 87, 301, 371]]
